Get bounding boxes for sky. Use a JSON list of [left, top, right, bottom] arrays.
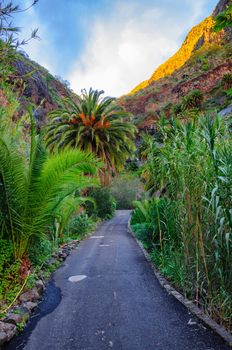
[[16, 0, 219, 97]]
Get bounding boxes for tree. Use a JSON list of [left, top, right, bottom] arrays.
[[45, 88, 137, 185], [0, 0, 39, 46], [0, 1, 39, 81]]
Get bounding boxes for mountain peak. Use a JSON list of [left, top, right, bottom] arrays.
[[129, 0, 230, 96]]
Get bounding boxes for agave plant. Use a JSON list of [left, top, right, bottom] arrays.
[[0, 116, 100, 260], [45, 88, 137, 184]]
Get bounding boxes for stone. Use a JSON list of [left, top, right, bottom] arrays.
[[19, 288, 40, 302], [36, 280, 45, 294], [0, 331, 8, 346], [0, 321, 16, 345], [22, 301, 38, 312], [59, 252, 67, 259], [219, 105, 232, 117], [5, 306, 30, 325], [5, 312, 28, 325]]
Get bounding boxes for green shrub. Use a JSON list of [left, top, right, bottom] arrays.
[[181, 89, 204, 110], [0, 239, 21, 304], [86, 188, 116, 219], [131, 198, 178, 251], [173, 103, 183, 115], [214, 4, 232, 32], [29, 237, 53, 267], [110, 173, 143, 209], [67, 213, 94, 238], [222, 73, 232, 89]]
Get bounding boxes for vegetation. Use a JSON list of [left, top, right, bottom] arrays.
[[221, 73, 232, 89], [214, 4, 232, 31], [0, 115, 99, 259], [85, 187, 116, 219], [181, 89, 204, 111], [1, 0, 232, 341], [0, 107, 101, 304], [45, 88, 137, 184], [0, 1, 39, 46], [131, 115, 232, 331], [110, 171, 144, 209]]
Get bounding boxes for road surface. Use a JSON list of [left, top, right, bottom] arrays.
[[6, 210, 230, 350]]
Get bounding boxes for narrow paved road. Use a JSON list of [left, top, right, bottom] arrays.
[[7, 211, 230, 350]]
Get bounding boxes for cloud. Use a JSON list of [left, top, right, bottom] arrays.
[[16, 2, 56, 74], [67, 0, 213, 97]]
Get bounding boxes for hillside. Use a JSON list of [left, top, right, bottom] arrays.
[[120, 0, 232, 129], [0, 46, 72, 128]]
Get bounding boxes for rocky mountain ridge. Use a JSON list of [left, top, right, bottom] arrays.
[[120, 0, 232, 129]]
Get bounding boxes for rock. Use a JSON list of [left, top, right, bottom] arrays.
[[5, 309, 29, 325], [0, 321, 16, 345], [219, 105, 232, 117], [0, 331, 7, 346], [19, 288, 40, 302], [59, 252, 67, 260], [22, 301, 38, 312], [36, 280, 45, 294]]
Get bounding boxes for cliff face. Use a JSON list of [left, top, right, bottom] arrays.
[[12, 54, 71, 126], [0, 49, 72, 128], [121, 0, 232, 129]]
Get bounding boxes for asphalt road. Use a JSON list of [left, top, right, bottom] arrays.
[[6, 210, 231, 350]]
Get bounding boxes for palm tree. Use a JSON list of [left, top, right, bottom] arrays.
[[0, 116, 100, 260], [45, 88, 137, 184]]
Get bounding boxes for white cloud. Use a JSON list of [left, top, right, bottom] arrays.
[[67, 0, 212, 97]]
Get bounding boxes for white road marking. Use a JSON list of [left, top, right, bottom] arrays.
[[100, 244, 110, 247], [68, 275, 87, 282], [90, 235, 104, 239]]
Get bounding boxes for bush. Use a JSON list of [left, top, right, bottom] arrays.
[[131, 198, 178, 251], [86, 188, 116, 219], [181, 89, 204, 110], [67, 213, 94, 238], [173, 103, 183, 115], [110, 173, 143, 209], [29, 236, 53, 267], [222, 73, 232, 89], [0, 239, 21, 304]]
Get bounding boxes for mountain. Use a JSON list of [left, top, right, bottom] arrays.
[[119, 0, 232, 129]]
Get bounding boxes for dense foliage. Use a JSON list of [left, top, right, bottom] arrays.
[[85, 187, 116, 219], [0, 116, 99, 259], [0, 104, 101, 306], [110, 172, 144, 209], [132, 115, 232, 331]]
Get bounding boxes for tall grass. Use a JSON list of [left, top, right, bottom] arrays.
[[132, 115, 232, 331]]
